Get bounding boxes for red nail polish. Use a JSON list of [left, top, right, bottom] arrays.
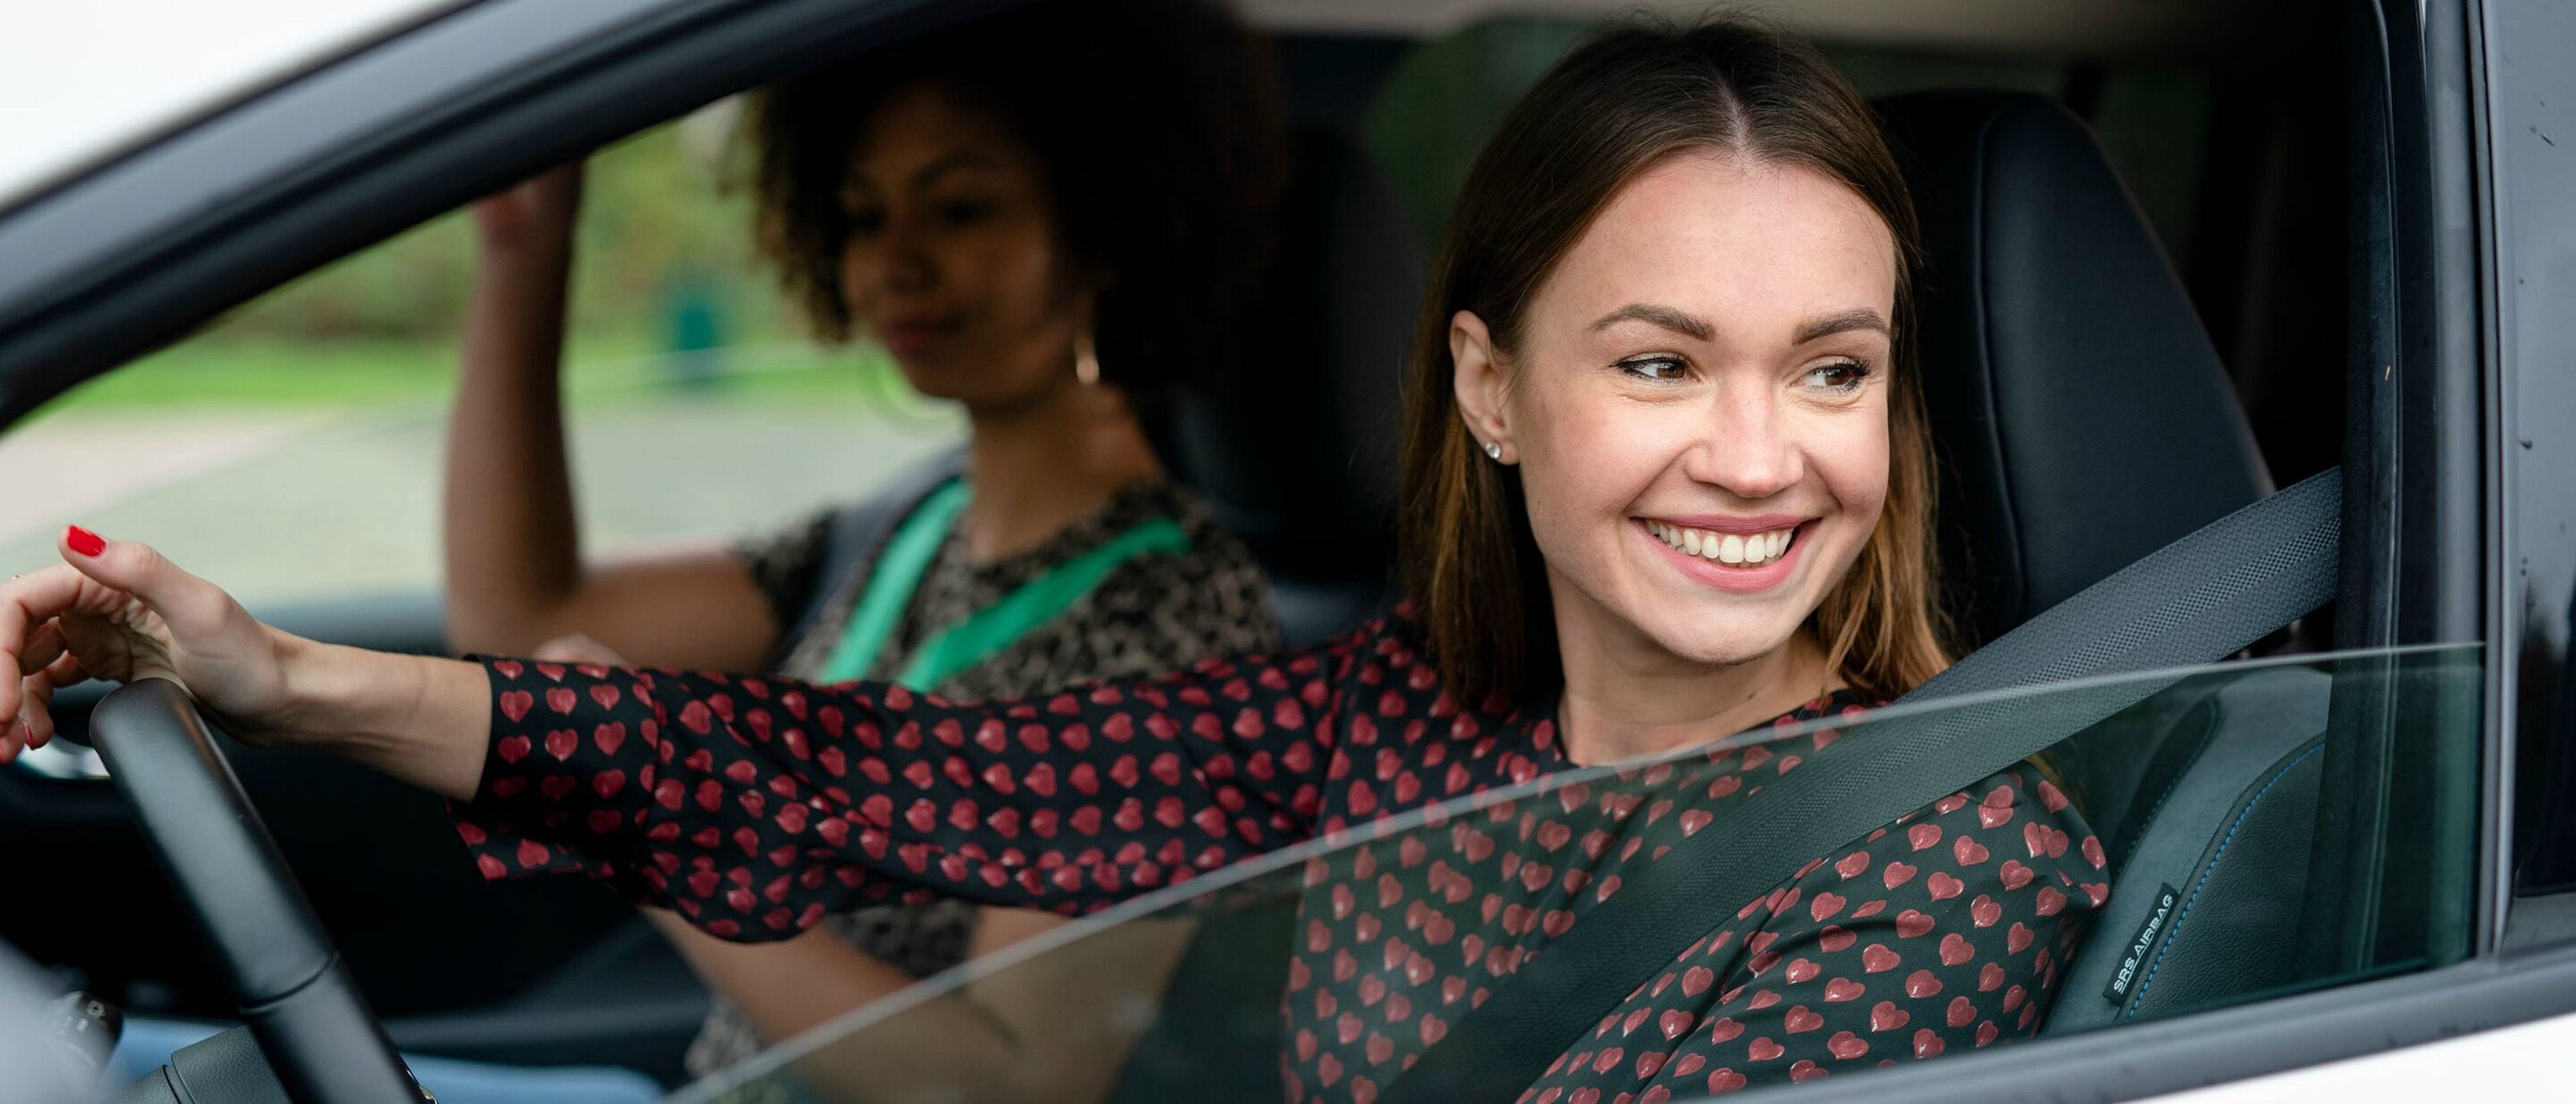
[[65, 526, 105, 557]]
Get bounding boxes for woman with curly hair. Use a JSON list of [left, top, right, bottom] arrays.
[[438, 0, 1287, 1092]]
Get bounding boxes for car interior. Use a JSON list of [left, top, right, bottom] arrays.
[[2, 0, 2467, 1097]]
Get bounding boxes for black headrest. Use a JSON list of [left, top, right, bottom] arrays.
[[1161, 125, 1422, 583], [1875, 91, 2272, 647]]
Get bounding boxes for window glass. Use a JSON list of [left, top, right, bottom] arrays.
[[0, 106, 961, 609], [684, 646, 2482, 1104]]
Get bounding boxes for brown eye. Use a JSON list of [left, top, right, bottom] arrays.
[[933, 197, 999, 226], [841, 205, 887, 237], [1617, 355, 1687, 382], [1803, 360, 1872, 392]]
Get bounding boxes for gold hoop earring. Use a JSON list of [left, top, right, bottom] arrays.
[[1074, 331, 1102, 387]]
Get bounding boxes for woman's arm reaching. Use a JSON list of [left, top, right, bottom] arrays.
[[441, 164, 779, 672], [0, 532, 1338, 937], [458, 636, 1341, 937]]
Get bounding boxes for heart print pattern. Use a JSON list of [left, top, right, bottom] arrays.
[[454, 614, 2106, 1102]]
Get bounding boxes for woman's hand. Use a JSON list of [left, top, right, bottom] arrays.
[[468, 162, 585, 251], [2, 527, 295, 760], [0, 527, 493, 800]]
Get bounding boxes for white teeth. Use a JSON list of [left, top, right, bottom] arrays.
[[1645, 521, 1798, 566]]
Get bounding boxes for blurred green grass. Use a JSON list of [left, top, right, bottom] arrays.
[[40, 335, 911, 416]]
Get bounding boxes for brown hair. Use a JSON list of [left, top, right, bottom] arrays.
[[745, 0, 1283, 401], [1396, 17, 1952, 712]]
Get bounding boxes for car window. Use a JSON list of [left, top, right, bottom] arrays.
[[679, 645, 2482, 1104], [0, 108, 961, 609]]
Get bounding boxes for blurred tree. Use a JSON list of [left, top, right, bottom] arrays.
[[196, 101, 797, 350]]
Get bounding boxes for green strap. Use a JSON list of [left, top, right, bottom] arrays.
[[818, 478, 1193, 690], [896, 517, 1190, 690], [819, 479, 972, 683]]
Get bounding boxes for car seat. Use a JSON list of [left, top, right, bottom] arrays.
[[1153, 124, 1423, 647], [1873, 90, 2339, 1031]]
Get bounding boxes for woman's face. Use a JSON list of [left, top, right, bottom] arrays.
[[837, 83, 1089, 408], [1456, 153, 1897, 672]]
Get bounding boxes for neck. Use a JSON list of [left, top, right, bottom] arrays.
[[957, 375, 1163, 564], [1547, 579, 1835, 767]]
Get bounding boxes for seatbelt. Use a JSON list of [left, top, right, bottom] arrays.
[[814, 468, 1195, 688], [777, 448, 968, 664], [1383, 467, 2342, 1104], [889, 517, 1189, 688], [819, 478, 973, 683]]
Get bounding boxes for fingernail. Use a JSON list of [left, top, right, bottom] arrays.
[[65, 526, 105, 557]]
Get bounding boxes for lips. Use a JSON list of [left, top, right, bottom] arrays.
[[1635, 516, 1817, 593], [878, 315, 962, 356], [1643, 518, 1800, 565]]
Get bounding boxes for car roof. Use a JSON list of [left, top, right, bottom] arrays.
[[0, 0, 470, 209], [1239, 0, 2215, 53], [0, 0, 2235, 427], [0, 0, 2221, 213]]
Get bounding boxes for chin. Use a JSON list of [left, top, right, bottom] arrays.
[[889, 356, 960, 396], [1637, 613, 1804, 670]]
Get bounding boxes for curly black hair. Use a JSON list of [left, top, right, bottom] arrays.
[[749, 0, 1286, 400]]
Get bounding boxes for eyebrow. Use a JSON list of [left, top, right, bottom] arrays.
[[846, 150, 1006, 197], [1589, 303, 1713, 341], [1794, 308, 1891, 344], [911, 150, 1005, 189]]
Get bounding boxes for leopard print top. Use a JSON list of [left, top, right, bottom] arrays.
[[685, 475, 1282, 1085]]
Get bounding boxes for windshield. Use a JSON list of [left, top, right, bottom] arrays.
[[679, 644, 2482, 1104]]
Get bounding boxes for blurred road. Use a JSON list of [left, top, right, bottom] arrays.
[[0, 398, 961, 606]]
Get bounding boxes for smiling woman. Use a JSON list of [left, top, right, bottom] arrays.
[[0, 14, 2107, 1104], [1403, 24, 1948, 749]]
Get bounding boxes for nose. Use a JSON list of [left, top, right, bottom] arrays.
[[1680, 381, 1803, 501], [845, 215, 937, 302]]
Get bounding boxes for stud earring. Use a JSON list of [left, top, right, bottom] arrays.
[[1484, 442, 1503, 462], [1074, 330, 1101, 387]]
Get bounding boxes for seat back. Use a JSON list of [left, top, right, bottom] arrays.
[[1877, 90, 2331, 1035], [1154, 125, 1423, 646], [1876, 90, 2272, 649]]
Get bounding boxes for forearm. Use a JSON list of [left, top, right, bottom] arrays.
[[665, 910, 1187, 1104], [272, 633, 489, 801], [443, 232, 584, 654], [649, 910, 1041, 1103], [646, 911, 928, 1044]]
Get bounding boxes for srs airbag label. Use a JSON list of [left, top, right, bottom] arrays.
[[2102, 883, 2182, 1005]]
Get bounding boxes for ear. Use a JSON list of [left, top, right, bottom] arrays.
[[1449, 310, 1515, 463]]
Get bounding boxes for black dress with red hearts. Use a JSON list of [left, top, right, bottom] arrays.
[[454, 615, 2107, 1102]]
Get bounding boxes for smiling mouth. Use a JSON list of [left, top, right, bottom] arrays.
[[1642, 519, 1801, 566]]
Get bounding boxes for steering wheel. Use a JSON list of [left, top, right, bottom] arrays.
[[89, 678, 423, 1102]]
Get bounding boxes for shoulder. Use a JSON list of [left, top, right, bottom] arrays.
[[733, 506, 837, 572], [731, 506, 841, 618]]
